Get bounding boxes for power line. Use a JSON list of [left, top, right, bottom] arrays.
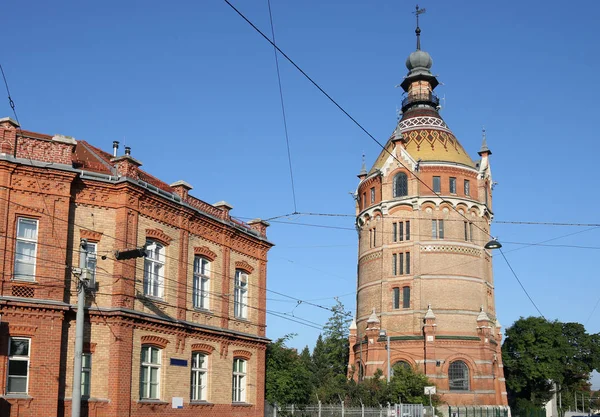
[[498, 248, 545, 319], [266, 0, 298, 214]]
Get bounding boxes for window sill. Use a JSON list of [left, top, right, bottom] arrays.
[[193, 307, 213, 314], [137, 399, 169, 405], [10, 279, 37, 284], [140, 295, 168, 305], [233, 316, 250, 322], [232, 402, 253, 407], [1, 394, 32, 399], [190, 401, 214, 406]]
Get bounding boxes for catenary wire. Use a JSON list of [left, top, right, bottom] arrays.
[[266, 0, 298, 214]]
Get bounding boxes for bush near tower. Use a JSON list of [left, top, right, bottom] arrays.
[[502, 317, 600, 409]]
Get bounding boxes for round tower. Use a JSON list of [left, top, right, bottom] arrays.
[[348, 23, 507, 407]]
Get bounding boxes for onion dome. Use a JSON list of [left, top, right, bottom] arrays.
[[406, 50, 433, 71]]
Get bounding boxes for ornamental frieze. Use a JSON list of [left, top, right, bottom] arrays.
[[420, 245, 482, 257], [359, 251, 383, 264]]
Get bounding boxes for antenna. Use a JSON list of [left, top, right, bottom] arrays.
[[413, 5, 427, 50]]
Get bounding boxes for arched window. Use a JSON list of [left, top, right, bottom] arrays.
[[448, 360, 469, 391], [391, 360, 411, 376], [393, 173, 408, 197]]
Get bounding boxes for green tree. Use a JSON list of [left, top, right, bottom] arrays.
[[266, 334, 313, 406], [386, 364, 440, 405], [502, 317, 600, 409]]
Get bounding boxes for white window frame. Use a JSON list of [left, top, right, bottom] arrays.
[[144, 241, 165, 298], [191, 352, 208, 401], [232, 358, 246, 403], [234, 270, 248, 319], [81, 353, 92, 397], [432, 219, 444, 239], [140, 346, 161, 400], [14, 218, 38, 281], [86, 242, 97, 285], [193, 257, 210, 310], [7, 337, 30, 394]]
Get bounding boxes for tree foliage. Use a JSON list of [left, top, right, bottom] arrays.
[[502, 317, 600, 409]]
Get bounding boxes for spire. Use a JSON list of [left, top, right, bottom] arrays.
[[424, 303, 436, 320], [349, 318, 357, 330], [366, 307, 380, 329], [414, 5, 426, 50], [359, 154, 367, 175], [477, 306, 491, 322], [478, 127, 492, 156]]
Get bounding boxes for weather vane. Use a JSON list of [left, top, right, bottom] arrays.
[[413, 5, 426, 50]]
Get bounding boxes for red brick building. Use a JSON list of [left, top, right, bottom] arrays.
[[0, 117, 273, 416], [348, 31, 508, 407]]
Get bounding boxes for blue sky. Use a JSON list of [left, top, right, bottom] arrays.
[[2, 1, 599, 388]]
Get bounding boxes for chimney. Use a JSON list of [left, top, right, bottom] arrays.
[[125, 146, 131, 156], [113, 141, 119, 157]]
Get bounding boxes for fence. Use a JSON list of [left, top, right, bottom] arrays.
[[448, 406, 510, 417], [265, 402, 427, 417]]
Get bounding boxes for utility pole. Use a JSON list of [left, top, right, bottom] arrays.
[[72, 238, 91, 417]]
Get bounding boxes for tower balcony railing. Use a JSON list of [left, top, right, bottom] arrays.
[[401, 92, 439, 111]]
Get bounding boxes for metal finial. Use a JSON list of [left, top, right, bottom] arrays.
[[414, 5, 426, 50], [359, 153, 367, 176]]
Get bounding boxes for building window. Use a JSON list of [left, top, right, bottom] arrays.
[[82, 353, 91, 397], [392, 254, 397, 276], [449, 177, 457, 194], [392, 223, 397, 242], [362, 193, 366, 209], [464, 180, 470, 196], [191, 352, 208, 401], [469, 222, 474, 242], [7, 337, 30, 393], [405, 252, 410, 274], [370, 187, 375, 203], [193, 257, 210, 310], [405, 221, 410, 240], [370, 228, 377, 248], [485, 186, 489, 205], [391, 360, 411, 376], [399, 252, 404, 275], [393, 287, 400, 309], [464, 221, 469, 241], [140, 346, 161, 399], [432, 220, 444, 239], [402, 286, 411, 308], [399, 222, 404, 242], [86, 242, 97, 284], [232, 358, 247, 403], [14, 218, 38, 281], [449, 360, 470, 391], [432, 176, 441, 193], [144, 241, 165, 298], [393, 173, 408, 197], [234, 270, 249, 319]]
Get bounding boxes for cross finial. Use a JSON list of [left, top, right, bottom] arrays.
[[413, 5, 426, 50]]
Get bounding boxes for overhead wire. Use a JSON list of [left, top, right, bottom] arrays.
[[266, 0, 298, 214]]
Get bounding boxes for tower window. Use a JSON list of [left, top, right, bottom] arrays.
[[399, 252, 404, 274], [464, 180, 470, 196], [469, 222, 474, 242], [370, 187, 375, 203], [432, 220, 444, 239], [449, 177, 457, 194], [405, 252, 410, 274], [402, 286, 410, 308], [399, 222, 404, 242], [433, 176, 441, 193], [392, 254, 397, 275], [464, 221, 468, 241], [449, 360, 470, 391], [406, 221, 410, 240], [393, 173, 408, 197], [393, 287, 400, 309], [392, 223, 397, 242]]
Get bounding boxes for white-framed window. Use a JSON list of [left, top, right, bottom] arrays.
[[193, 257, 210, 310], [449, 360, 470, 391], [14, 218, 38, 281], [7, 337, 30, 394], [234, 270, 248, 319], [140, 346, 161, 399], [86, 242, 97, 284], [81, 353, 92, 397], [432, 219, 444, 239], [144, 241, 165, 298], [232, 358, 246, 403], [191, 352, 208, 401]]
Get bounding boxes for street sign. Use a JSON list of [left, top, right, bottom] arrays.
[[424, 386, 436, 395]]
